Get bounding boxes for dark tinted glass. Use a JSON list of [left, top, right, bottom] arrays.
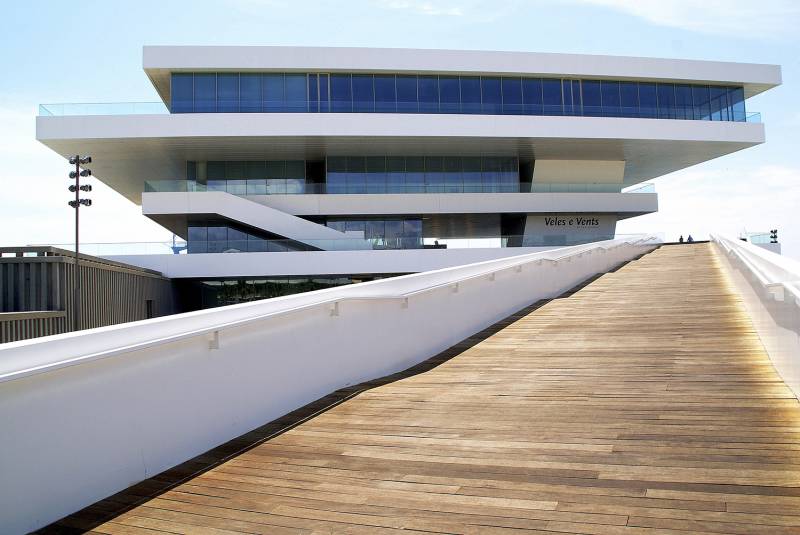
[[418, 76, 438, 113], [656, 83, 675, 119], [240, 74, 261, 112], [262, 74, 284, 112], [481, 77, 502, 115], [692, 85, 710, 120], [460, 77, 481, 114], [501, 77, 522, 115], [620, 82, 638, 117], [217, 74, 239, 113], [439, 76, 460, 114], [542, 79, 562, 115], [581, 81, 601, 116], [352, 75, 374, 112], [308, 74, 319, 113], [374, 75, 396, 113], [638, 83, 657, 118], [522, 79, 542, 115], [171, 74, 193, 113], [284, 74, 307, 112], [709, 86, 727, 121], [675, 84, 693, 120], [396, 75, 418, 113], [601, 81, 620, 116], [331, 74, 352, 112], [194, 74, 216, 112], [729, 87, 745, 121]]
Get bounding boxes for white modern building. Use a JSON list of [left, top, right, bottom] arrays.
[[36, 46, 780, 309]]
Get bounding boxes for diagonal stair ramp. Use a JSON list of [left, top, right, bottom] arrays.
[[143, 191, 370, 250]]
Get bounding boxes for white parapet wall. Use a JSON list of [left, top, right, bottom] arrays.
[[0, 236, 658, 534], [712, 235, 800, 399]]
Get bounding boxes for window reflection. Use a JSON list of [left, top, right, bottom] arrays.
[[171, 72, 748, 122]]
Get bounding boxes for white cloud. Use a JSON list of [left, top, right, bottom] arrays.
[[617, 164, 800, 259], [572, 0, 800, 38], [376, 0, 464, 16]]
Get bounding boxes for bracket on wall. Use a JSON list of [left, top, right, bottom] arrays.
[[329, 301, 340, 317], [209, 330, 220, 350], [451, 282, 459, 293], [401, 297, 409, 309], [515, 265, 523, 273]]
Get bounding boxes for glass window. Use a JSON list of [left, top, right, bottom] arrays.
[[638, 83, 657, 118], [171, 74, 193, 113], [285, 160, 305, 179], [227, 228, 248, 252], [439, 76, 460, 114], [207, 226, 227, 253], [308, 74, 319, 113], [542, 79, 562, 115], [217, 74, 239, 113], [481, 77, 502, 115], [499, 157, 518, 192], [502, 77, 522, 115], [366, 220, 385, 240], [240, 74, 261, 113], [194, 73, 216, 112], [463, 157, 482, 192], [331, 74, 352, 112], [385, 220, 403, 240], [326, 157, 347, 194], [387, 156, 406, 193], [675, 84, 693, 120], [207, 161, 225, 179], [444, 156, 463, 192], [266, 161, 285, 179], [482, 157, 501, 192], [522, 78, 543, 115], [418, 76, 439, 113], [262, 74, 284, 112], [319, 74, 329, 112], [460, 77, 481, 114], [406, 156, 425, 192], [396, 75, 418, 113], [366, 156, 386, 193], [225, 162, 245, 180], [569, 80, 581, 115], [425, 156, 444, 192], [620, 82, 638, 118], [347, 156, 366, 193], [284, 74, 307, 112], [188, 226, 207, 242], [709, 86, 727, 121], [352, 75, 374, 112], [245, 161, 265, 180], [729, 87, 745, 122], [692, 85, 710, 120], [345, 220, 366, 235], [656, 83, 675, 119], [327, 220, 346, 232], [374, 75, 396, 113], [601, 81, 620, 117], [582, 80, 601, 116]]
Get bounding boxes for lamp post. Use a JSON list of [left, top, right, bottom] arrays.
[[68, 155, 92, 331]]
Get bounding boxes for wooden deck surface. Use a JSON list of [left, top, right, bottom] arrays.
[[42, 243, 800, 534]]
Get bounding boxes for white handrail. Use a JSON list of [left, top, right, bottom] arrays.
[[711, 234, 800, 401]]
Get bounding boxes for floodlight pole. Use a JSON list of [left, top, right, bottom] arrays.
[[73, 155, 81, 332]]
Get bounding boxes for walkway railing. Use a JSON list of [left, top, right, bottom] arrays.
[[0, 235, 659, 534], [712, 234, 800, 399]]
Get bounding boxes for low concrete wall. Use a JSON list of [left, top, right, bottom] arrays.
[[0, 237, 657, 534], [712, 235, 800, 400]]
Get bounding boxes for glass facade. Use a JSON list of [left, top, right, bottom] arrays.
[[178, 275, 399, 309], [187, 160, 307, 194], [171, 72, 747, 121], [187, 222, 312, 253], [326, 218, 423, 249], [326, 156, 519, 193]]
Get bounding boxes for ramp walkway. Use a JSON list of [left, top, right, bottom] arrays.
[[41, 243, 800, 534]]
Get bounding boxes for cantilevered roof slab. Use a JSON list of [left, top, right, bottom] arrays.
[[36, 113, 764, 204], [142, 46, 782, 103]]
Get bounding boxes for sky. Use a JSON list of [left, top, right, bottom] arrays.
[[1, 0, 798, 257]]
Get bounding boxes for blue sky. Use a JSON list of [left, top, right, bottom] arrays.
[[2, 0, 798, 257]]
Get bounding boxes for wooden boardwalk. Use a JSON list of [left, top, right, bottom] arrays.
[[43, 243, 800, 534]]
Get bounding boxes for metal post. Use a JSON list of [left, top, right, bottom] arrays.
[[74, 156, 80, 332]]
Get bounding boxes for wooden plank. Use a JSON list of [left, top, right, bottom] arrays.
[[38, 244, 800, 534]]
